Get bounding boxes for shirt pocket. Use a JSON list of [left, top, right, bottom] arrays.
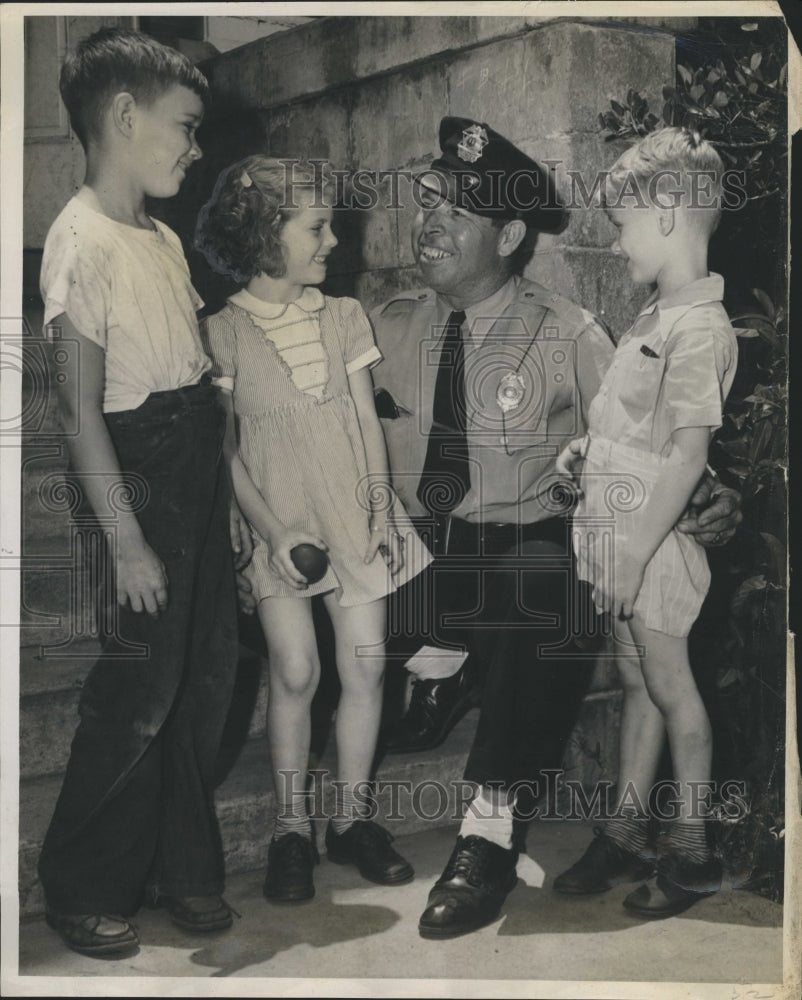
[[615, 352, 666, 422]]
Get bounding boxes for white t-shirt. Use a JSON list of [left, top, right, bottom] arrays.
[[40, 196, 210, 412]]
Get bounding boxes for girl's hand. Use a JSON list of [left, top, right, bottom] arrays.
[[268, 528, 329, 589], [230, 499, 254, 571], [365, 517, 405, 576], [115, 536, 169, 617], [556, 436, 587, 481]]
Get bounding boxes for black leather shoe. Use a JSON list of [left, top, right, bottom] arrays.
[[553, 827, 655, 894], [263, 833, 319, 901], [162, 895, 237, 932], [325, 820, 414, 885], [45, 912, 139, 957], [418, 835, 518, 939], [623, 852, 722, 918], [385, 663, 482, 754]]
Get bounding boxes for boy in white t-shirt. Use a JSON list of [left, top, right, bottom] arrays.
[[37, 27, 249, 957]]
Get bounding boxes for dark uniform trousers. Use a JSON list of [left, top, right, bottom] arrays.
[[38, 383, 239, 916], [387, 511, 597, 801]]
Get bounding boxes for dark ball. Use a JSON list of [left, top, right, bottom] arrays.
[[290, 543, 329, 584]]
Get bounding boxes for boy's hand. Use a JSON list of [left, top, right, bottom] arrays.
[[230, 500, 254, 571], [595, 553, 645, 622], [268, 529, 329, 590], [676, 478, 742, 546], [556, 437, 587, 482], [115, 537, 169, 617]]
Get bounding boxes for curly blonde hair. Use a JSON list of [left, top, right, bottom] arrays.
[[195, 156, 336, 282]]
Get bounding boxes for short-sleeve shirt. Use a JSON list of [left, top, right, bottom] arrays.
[[370, 275, 615, 524], [588, 273, 738, 456], [40, 195, 209, 412]]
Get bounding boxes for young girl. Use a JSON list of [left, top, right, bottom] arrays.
[[196, 156, 431, 902], [554, 128, 739, 917]]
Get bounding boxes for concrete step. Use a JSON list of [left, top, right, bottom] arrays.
[[19, 642, 270, 780], [19, 711, 482, 918]]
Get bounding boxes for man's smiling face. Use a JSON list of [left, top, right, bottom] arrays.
[[411, 183, 511, 308]]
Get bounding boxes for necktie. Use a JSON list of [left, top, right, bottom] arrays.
[[417, 310, 471, 513]]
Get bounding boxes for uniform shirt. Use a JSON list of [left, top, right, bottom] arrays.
[[40, 196, 209, 412], [371, 274, 614, 525], [589, 273, 738, 456]]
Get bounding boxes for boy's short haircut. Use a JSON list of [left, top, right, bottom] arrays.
[[60, 26, 210, 150], [604, 126, 724, 228], [195, 155, 337, 283]]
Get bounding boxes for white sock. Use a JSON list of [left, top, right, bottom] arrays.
[[405, 645, 468, 681], [458, 787, 515, 851]]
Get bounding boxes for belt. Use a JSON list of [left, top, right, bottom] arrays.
[[413, 512, 567, 557]]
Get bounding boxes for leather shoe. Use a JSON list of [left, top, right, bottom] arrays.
[[161, 895, 236, 932], [553, 826, 655, 894], [418, 835, 518, 939], [385, 663, 482, 754], [623, 852, 722, 918], [325, 820, 414, 885], [263, 833, 319, 901], [46, 912, 139, 957]]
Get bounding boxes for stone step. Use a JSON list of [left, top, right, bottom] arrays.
[[21, 447, 74, 555], [19, 641, 270, 780], [18, 711, 482, 918]]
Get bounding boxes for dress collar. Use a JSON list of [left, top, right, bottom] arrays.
[[229, 285, 325, 319]]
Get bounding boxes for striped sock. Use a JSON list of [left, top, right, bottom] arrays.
[[274, 798, 313, 841], [331, 783, 372, 835], [606, 815, 649, 856], [668, 821, 711, 863]]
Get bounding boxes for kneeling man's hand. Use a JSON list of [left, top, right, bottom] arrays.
[[676, 474, 743, 547]]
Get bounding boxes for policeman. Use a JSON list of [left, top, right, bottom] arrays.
[[370, 117, 742, 938]]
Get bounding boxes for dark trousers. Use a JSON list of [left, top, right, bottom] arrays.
[[38, 384, 238, 916], [388, 513, 596, 791]]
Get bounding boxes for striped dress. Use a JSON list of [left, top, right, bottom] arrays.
[[203, 287, 431, 607], [573, 274, 738, 637]]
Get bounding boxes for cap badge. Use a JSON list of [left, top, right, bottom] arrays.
[[457, 125, 489, 164]]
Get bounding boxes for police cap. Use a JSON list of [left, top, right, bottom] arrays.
[[416, 116, 566, 233]]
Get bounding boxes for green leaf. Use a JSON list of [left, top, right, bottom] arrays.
[[690, 84, 705, 102], [678, 64, 693, 87], [713, 91, 729, 108], [611, 100, 626, 116], [750, 52, 762, 72]]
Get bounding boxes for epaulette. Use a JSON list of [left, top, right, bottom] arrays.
[[542, 291, 598, 332], [373, 287, 434, 319]]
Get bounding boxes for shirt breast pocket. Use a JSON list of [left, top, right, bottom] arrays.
[[616, 353, 666, 421]]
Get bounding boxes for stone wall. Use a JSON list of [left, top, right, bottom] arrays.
[[196, 16, 680, 332]]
